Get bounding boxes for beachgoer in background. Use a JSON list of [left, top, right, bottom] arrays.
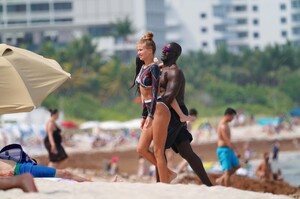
[[273, 168, 284, 181], [158, 42, 213, 186], [243, 142, 251, 165], [137, 156, 148, 177], [108, 156, 119, 175], [255, 152, 273, 180], [149, 164, 156, 180], [249, 113, 255, 125], [0, 158, 90, 182], [44, 109, 68, 169], [272, 140, 280, 161], [0, 173, 38, 192], [216, 107, 241, 187], [187, 108, 198, 131], [237, 111, 246, 126]]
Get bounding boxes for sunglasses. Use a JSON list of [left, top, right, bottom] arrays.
[[162, 45, 171, 53]]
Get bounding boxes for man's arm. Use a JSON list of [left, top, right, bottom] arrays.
[[162, 69, 183, 105]]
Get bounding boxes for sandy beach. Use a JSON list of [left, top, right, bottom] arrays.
[[2, 124, 300, 198], [1, 179, 296, 199], [0, 178, 295, 199]]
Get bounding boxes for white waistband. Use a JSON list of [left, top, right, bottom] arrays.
[[144, 96, 162, 103]]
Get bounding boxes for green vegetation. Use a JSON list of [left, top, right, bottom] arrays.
[[40, 36, 300, 121]]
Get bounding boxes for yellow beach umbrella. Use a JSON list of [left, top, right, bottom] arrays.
[[0, 44, 71, 114]]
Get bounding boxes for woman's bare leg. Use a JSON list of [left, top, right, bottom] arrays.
[[136, 104, 175, 183], [0, 173, 38, 192], [152, 104, 172, 183], [136, 126, 157, 165]]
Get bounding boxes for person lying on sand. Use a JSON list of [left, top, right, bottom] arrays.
[[0, 159, 90, 182], [0, 173, 38, 192]]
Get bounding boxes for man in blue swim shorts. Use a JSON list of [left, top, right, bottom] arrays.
[[216, 107, 241, 187]]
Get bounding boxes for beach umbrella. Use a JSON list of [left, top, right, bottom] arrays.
[[61, 121, 78, 129], [79, 121, 102, 130], [0, 44, 71, 114], [98, 121, 124, 130], [122, 118, 141, 129]]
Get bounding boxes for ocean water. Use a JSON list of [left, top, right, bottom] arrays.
[[271, 151, 300, 187], [206, 151, 300, 187], [241, 151, 300, 187]]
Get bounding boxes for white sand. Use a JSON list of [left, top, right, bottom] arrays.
[[0, 179, 292, 199]]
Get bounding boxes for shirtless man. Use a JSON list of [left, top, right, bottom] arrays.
[[216, 107, 240, 186], [158, 42, 213, 186], [255, 152, 273, 180]]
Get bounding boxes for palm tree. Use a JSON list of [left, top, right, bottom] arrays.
[[111, 16, 135, 44]]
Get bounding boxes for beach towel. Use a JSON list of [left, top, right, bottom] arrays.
[[0, 143, 37, 164]]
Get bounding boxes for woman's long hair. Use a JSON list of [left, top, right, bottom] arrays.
[[129, 55, 144, 94]]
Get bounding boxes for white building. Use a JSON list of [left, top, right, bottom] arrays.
[[1, 0, 299, 55], [0, 0, 166, 59], [165, 0, 300, 53]]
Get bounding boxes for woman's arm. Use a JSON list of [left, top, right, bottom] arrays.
[[148, 64, 160, 119], [144, 64, 160, 128], [140, 95, 147, 129], [170, 100, 192, 122]]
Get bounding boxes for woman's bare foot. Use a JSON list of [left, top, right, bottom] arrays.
[[168, 170, 177, 183]]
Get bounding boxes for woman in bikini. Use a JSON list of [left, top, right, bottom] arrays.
[[131, 32, 191, 183]]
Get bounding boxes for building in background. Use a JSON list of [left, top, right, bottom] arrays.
[[165, 0, 300, 53], [0, 0, 166, 60], [0, 0, 299, 56]]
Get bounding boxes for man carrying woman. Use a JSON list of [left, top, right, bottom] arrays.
[[158, 42, 213, 186], [131, 32, 191, 183]]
